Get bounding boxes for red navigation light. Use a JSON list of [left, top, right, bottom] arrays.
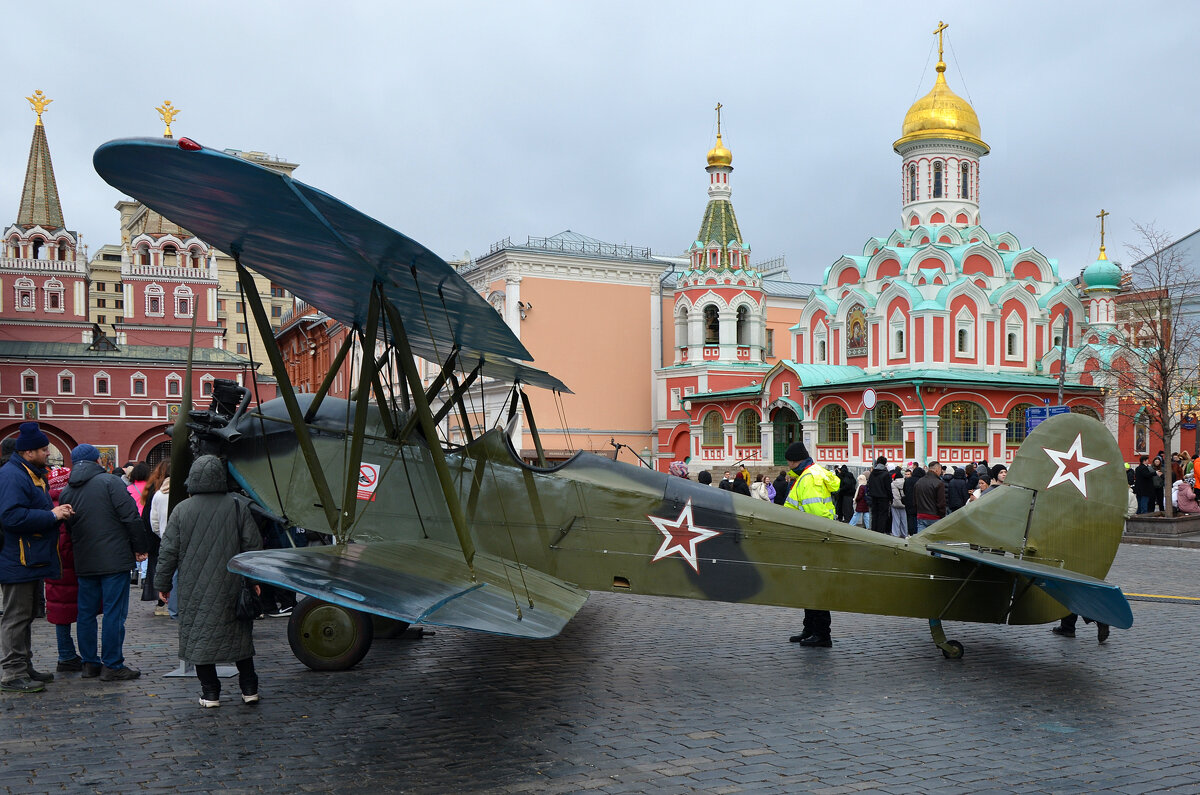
[[178, 137, 202, 151]]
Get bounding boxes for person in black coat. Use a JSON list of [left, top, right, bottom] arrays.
[[865, 457, 892, 534], [1132, 456, 1155, 514], [903, 464, 922, 536], [772, 470, 791, 506], [731, 471, 752, 497], [946, 467, 970, 512], [836, 466, 856, 522]]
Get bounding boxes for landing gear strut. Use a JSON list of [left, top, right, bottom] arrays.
[[929, 619, 964, 659]]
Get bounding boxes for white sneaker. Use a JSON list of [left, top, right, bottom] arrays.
[[241, 693, 260, 704], [198, 695, 220, 708]]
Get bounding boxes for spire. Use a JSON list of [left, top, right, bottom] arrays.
[[157, 100, 180, 138], [1096, 208, 1109, 260], [706, 102, 732, 168], [17, 91, 65, 229]]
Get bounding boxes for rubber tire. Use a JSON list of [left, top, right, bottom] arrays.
[[941, 640, 965, 660], [287, 596, 374, 671]]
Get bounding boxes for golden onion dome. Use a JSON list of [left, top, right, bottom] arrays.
[[707, 133, 732, 168], [894, 61, 988, 153]]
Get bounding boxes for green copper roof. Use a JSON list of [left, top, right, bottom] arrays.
[[17, 123, 64, 229], [1083, 257, 1122, 289], [690, 385, 762, 401], [694, 199, 743, 266], [0, 340, 251, 366]]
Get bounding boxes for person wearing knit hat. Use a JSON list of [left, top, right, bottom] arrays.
[[781, 439, 840, 649], [0, 422, 74, 693]]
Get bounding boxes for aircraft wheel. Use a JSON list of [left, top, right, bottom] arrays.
[[287, 596, 374, 671], [940, 640, 965, 660]]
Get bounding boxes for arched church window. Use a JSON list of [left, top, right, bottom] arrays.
[[1071, 405, 1101, 420], [1006, 403, 1033, 444], [818, 404, 848, 445], [736, 409, 761, 445], [32, 237, 46, 260], [873, 400, 902, 443], [702, 411, 723, 447], [736, 305, 749, 345], [909, 164, 917, 202], [703, 305, 719, 345], [960, 162, 970, 199], [57, 240, 69, 261], [163, 244, 178, 267], [938, 401, 986, 444], [137, 243, 151, 266], [933, 162, 943, 199], [957, 328, 968, 353]]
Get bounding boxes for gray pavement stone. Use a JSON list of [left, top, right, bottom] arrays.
[[0, 543, 1197, 792]]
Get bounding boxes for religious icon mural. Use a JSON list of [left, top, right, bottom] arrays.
[[846, 305, 868, 357]]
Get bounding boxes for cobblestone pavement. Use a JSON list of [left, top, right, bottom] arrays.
[[2, 543, 1198, 794]]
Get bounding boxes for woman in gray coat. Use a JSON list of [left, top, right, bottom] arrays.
[[154, 455, 262, 707]]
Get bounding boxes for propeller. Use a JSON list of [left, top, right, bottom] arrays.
[[167, 306, 197, 514]]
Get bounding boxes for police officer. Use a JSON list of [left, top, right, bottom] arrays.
[[781, 441, 840, 648]]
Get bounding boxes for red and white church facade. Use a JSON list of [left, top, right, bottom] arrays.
[[653, 37, 1127, 473]]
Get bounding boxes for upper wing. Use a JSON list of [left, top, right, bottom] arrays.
[[928, 542, 1133, 629], [92, 137, 532, 370], [229, 539, 588, 639]]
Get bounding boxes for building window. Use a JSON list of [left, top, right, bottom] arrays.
[[271, 285, 287, 298], [909, 164, 917, 202], [271, 305, 282, 318], [765, 328, 774, 358], [933, 162, 943, 199], [115, 300, 123, 309], [955, 310, 974, 355], [703, 305, 719, 345], [175, 285, 194, 318], [22, 371, 37, 393], [218, 299, 225, 311], [891, 324, 905, 358], [235, 301, 244, 313], [98, 315, 106, 325], [236, 322, 246, 334], [816, 336, 827, 363], [96, 282, 105, 292], [15, 278, 35, 311], [201, 379, 214, 397], [701, 411, 723, 446], [97, 298, 107, 308], [736, 305, 750, 345], [59, 374, 73, 395], [236, 343, 248, 354], [1006, 403, 1033, 445], [146, 284, 165, 317], [45, 279, 64, 312], [736, 409, 761, 445], [957, 328, 968, 353], [132, 377, 146, 396], [1005, 314, 1023, 361], [873, 400, 902, 443], [961, 162, 970, 199], [938, 401, 986, 444], [166, 377, 181, 397], [95, 374, 109, 395], [670, 388, 681, 411], [818, 404, 848, 445]]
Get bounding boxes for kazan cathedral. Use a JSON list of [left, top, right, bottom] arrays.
[[656, 31, 1129, 473]]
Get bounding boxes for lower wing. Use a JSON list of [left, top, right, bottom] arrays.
[[229, 540, 588, 639], [927, 542, 1133, 629]]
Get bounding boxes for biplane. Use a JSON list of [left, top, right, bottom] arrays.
[[93, 137, 1133, 669]]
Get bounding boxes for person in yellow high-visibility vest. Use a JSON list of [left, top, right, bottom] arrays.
[[781, 441, 840, 648]]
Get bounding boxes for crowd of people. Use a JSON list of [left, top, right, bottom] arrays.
[[1130, 451, 1198, 515], [0, 421, 297, 707]]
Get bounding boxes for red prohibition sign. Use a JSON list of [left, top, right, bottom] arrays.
[[358, 465, 378, 487]]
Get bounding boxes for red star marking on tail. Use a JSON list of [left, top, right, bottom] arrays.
[[1043, 433, 1107, 497], [649, 499, 721, 573]]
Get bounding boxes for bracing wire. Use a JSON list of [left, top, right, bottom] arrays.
[[479, 438, 533, 613], [946, 35, 974, 105], [553, 390, 573, 451]]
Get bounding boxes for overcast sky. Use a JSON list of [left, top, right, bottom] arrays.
[[3, 1, 1198, 284]]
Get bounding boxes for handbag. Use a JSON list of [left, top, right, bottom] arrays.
[[231, 497, 263, 622]]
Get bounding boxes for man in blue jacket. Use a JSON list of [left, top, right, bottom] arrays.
[[58, 444, 146, 681], [0, 422, 73, 693]]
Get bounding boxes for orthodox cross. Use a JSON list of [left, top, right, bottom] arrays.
[[933, 21, 949, 61], [26, 90, 52, 126], [715, 102, 723, 137], [1096, 208, 1109, 258], [157, 100, 180, 138]]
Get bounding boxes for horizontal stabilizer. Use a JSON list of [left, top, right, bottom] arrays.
[[229, 540, 588, 639], [927, 543, 1133, 629]]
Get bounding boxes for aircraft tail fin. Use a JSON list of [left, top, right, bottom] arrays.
[[917, 412, 1129, 625]]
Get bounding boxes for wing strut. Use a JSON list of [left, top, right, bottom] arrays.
[[304, 331, 355, 423], [446, 371, 478, 444], [519, 388, 548, 467], [337, 288, 381, 542], [382, 288, 478, 578], [236, 260, 342, 536]]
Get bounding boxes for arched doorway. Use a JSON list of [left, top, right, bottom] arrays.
[[772, 407, 801, 466], [146, 441, 172, 468]]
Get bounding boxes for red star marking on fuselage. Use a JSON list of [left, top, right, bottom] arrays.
[[1043, 433, 1107, 497], [648, 499, 721, 573]]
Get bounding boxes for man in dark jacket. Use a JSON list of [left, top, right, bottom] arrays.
[[836, 466, 856, 522], [0, 422, 73, 693], [903, 464, 923, 536], [866, 457, 892, 534], [1133, 456, 1155, 514], [913, 460, 947, 533], [946, 467, 970, 512], [772, 471, 791, 506], [58, 444, 146, 681]]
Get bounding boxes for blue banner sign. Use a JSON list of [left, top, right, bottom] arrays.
[[1026, 405, 1071, 436]]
